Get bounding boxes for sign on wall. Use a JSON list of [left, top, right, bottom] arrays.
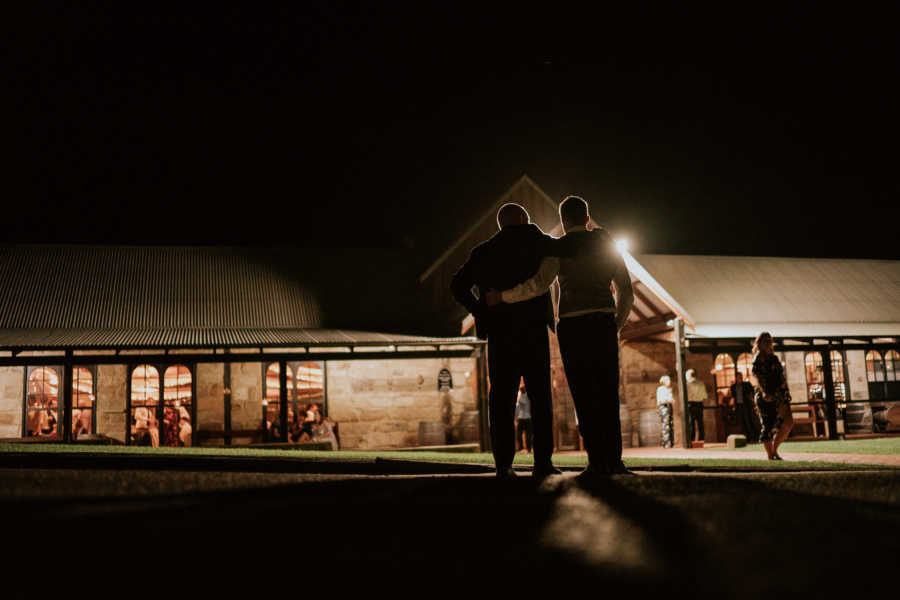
[[783, 352, 807, 403], [438, 368, 453, 392]]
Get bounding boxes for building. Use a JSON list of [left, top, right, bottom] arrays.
[[419, 176, 900, 448], [0, 245, 485, 449]]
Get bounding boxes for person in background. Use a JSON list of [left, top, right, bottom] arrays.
[[750, 332, 794, 460], [729, 372, 758, 442], [178, 406, 192, 447], [514, 382, 533, 453], [656, 375, 675, 448], [686, 369, 708, 443]]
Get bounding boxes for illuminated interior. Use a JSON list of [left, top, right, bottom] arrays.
[[26, 367, 60, 438]]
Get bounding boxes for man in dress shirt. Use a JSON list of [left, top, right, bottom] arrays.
[[486, 196, 634, 477]]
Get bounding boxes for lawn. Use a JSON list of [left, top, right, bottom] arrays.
[[0, 441, 890, 470], [728, 436, 900, 455]]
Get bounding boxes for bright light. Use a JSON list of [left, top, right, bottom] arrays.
[[614, 238, 629, 254]]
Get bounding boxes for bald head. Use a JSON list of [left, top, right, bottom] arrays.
[[496, 203, 529, 229]]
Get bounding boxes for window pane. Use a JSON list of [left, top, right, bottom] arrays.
[[805, 353, 824, 403], [714, 354, 736, 388], [26, 368, 59, 438], [866, 351, 885, 383], [130, 365, 160, 447], [736, 353, 753, 379], [162, 366, 192, 447], [886, 350, 899, 382], [164, 365, 192, 404]]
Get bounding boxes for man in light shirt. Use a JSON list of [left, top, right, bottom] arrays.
[[686, 368, 708, 442], [486, 196, 634, 477]]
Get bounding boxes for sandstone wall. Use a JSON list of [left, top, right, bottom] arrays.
[[326, 357, 478, 449], [0, 367, 24, 437], [96, 364, 127, 442]]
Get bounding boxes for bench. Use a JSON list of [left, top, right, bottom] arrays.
[[790, 403, 828, 438]]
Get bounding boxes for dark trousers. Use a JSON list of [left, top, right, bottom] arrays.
[[736, 402, 757, 442], [557, 312, 624, 472], [688, 402, 705, 441], [516, 418, 533, 451], [487, 322, 553, 472]]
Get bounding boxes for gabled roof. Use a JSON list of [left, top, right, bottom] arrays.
[[418, 174, 559, 283], [628, 253, 900, 338]]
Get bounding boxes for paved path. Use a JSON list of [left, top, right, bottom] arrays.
[[620, 446, 900, 467]]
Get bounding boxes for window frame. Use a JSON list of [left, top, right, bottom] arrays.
[[22, 364, 98, 439], [125, 362, 197, 447], [262, 360, 328, 440]]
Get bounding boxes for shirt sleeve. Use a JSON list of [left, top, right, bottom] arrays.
[[501, 257, 560, 303]]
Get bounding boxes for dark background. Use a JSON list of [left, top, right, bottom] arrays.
[[7, 4, 900, 267]]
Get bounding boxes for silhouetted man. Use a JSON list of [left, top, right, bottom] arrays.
[[450, 203, 561, 480], [487, 196, 635, 477], [730, 372, 758, 442]]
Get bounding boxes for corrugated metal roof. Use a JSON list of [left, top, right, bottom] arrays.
[[0, 328, 478, 350], [632, 254, 900, 338], [0, 245, 322, 329]]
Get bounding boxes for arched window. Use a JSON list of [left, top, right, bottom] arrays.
[[26, 367, 60, 438], [714, 354, 736, 405], [295, 361, 325, 411], [72, 367, 95, 439], [130, 365, 160, 447], [804, 353, 824, 404], [264, 363, 293, 436], [866, 351, 885, 383], [885, 350, 899, 382], [163, 365, 192, 447], [736, 353, 753, 380]]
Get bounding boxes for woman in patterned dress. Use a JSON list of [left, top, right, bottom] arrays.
[[656, 375, 675, 448], [750, 332, 794, 460]]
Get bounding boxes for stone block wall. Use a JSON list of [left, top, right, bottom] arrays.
[[196, 363, 225, 436], [326, 357, 478, 449], [0, 367, 24, 437], [618, 340, 718, 447], [97, 365, 127, 442], [228, 362, 263, 433]]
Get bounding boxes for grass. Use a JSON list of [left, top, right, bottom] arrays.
[[728, 436, 900, 455], [1, 442, 892, 470]]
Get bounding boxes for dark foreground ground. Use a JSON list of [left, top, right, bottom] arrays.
[[2, 460, 898, 598]]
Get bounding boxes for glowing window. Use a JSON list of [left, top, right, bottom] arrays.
[[130, 365, 160, 447], [736, 353, 753, 379], [866, 351, 885, 383], [264, 363, 294, 433], [72, 367, 95, 438], [163, 365, 192, 447], [830, 351, 848, 407], [886, 350, 899, 382], [804, 353, 824, 403], [714, 354, 736, 405], [26, 367, 60, 438]]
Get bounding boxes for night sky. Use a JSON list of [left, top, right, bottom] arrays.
[[7, 5, 900, 269]]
